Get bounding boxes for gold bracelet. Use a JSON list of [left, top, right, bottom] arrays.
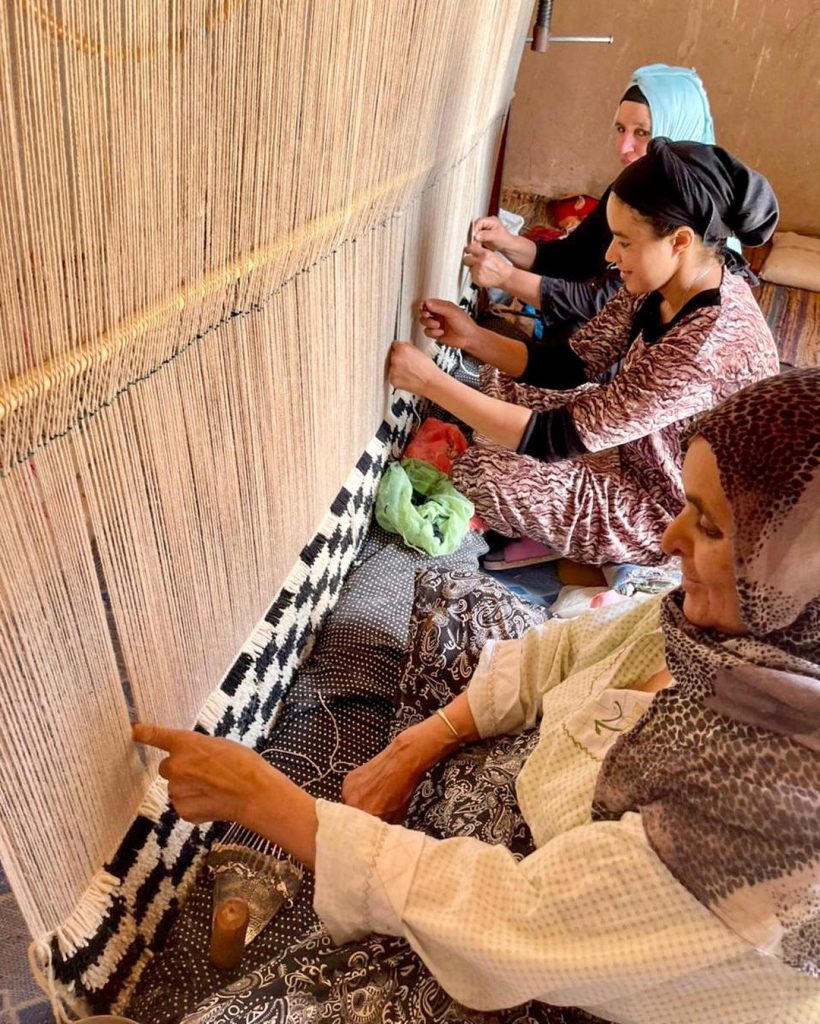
[[435, 707, 460, 741]]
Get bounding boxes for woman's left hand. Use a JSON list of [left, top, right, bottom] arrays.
[[342, 727, 434, 823], [389, 341, 438, 396]]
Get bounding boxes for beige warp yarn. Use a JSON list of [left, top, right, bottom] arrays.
[[0, 0, 529, 979]]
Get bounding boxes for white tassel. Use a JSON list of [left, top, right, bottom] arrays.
[[138, 777, 169, 823], [28, 939, 91, 1023], [47, 871, 121, 960], [195, 689, 231, 733]]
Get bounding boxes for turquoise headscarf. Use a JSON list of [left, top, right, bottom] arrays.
[[625, 64, 742, 251], [627, 63, 715, 145]]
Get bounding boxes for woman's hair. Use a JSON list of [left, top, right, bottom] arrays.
[[612, 138, 778, 248], [620, 83, 647, 106], [636, 209, 727, 262], [623, 63, 715, 144]]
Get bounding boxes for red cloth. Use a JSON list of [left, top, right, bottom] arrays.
[[552, 194, 598, 231], [524, 195, 600, 242], [404, 417, 469, 476], [524, 225, 564, 243]]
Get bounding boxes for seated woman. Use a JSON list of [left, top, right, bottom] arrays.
[[136, 369, 820, 1024], [389, 139, 780, 566], [466, 63, 721, 332]]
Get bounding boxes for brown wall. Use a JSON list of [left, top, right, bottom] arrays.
[[504, 0, 820, 234]]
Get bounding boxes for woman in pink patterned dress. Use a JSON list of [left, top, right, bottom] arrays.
[[389, 139, 780, 566]]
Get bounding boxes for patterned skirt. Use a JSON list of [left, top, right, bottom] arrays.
[[451, 365, 673, 566]]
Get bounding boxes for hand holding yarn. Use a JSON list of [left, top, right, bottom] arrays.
[[389, 341, 438, 395], [419, 298, 478, 350], [462, 240, 512, 289], [471, 215, 513, 250]]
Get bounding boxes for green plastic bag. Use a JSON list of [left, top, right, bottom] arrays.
[[375, 458, 474, 556]]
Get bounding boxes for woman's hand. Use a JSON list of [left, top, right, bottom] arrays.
[[419, 298, 480, 351], [342, 726, 443, 823], [472, 215, 514, 251], [389, 341, 439, 396], [134, 723, 276, 826], [462, 241, 512, 290], [134, 723, 318, 866], [471, 217, 537, 271]]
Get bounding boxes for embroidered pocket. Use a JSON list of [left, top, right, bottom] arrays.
[[564, 689, 654, 760]]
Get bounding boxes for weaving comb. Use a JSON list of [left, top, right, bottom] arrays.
[[208, 841, 302, 969]]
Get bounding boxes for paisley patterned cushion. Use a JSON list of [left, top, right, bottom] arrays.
[[392, 567, 549, 736]]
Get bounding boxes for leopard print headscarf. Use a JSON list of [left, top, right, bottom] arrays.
[[593, 369, 820, 977]]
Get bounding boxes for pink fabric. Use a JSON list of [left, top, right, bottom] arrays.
[[590, 590, 628, 609], [405, 418, 469, 476]]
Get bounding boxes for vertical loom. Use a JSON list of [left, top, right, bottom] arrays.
[[0, 0, 531, 1016]]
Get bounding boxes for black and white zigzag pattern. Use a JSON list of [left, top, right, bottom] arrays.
[[47, 389, 425, 1014]]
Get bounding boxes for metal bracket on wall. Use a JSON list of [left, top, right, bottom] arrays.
[[528, 0, 613, 52]]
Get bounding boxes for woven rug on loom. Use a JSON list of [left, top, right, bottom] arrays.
[[29, 389, 420, 1016], [0, 400, 412, 1024]]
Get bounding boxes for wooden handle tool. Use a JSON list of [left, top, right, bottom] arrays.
[[210, 897, 250, 970]]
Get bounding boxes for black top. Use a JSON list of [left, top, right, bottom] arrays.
[[516, 285, 722, 463], [531, 187, 613, 282], [627, 286, 720, 345]]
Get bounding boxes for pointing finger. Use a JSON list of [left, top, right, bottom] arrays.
[[133, 722, 187, 753]]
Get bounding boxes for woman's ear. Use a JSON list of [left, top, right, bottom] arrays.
[[671, 225, 696, 256]]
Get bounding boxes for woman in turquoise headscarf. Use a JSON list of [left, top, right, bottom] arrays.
[[465, 63, 728, 333]]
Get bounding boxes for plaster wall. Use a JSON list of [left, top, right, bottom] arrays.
[[505, 0, 820, 233]]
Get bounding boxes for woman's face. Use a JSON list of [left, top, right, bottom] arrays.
[[604, 193, 687, 294], [661, 437, 746, 634], [613, 100, 651, 167]]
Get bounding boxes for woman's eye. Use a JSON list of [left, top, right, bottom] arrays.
[[614, 125, 625, 134], [697, 519, 723, 540], [636, 129, 650, 138]]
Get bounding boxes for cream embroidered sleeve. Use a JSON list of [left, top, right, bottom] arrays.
[[466, 616, 575, 737]]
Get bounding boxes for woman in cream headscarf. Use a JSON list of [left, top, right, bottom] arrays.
[[467, 63, 724, 333], [134, 370, 819, 1024]]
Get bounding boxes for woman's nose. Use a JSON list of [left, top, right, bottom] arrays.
[[617, 133, 634, 157], [604, 238, 617, 263], [661, 510, 689, 558]]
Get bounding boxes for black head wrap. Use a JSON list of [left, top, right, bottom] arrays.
[[620, 83, 648, 105], [612, 137, 779, 247]]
